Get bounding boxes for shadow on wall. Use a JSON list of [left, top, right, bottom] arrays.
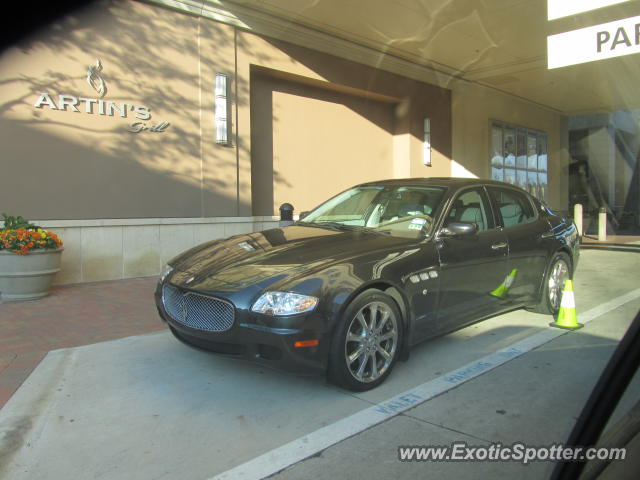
[[244, 35, 453, 215], [233, 6, 527, 187], [250, 70, 403, 216], [1, 0, 458, 221], [250, 30, 452, 155], [0, 0, 246, 219], [0, 117, 236, 219]]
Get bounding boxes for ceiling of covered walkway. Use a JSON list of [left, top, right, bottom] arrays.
[[227, 0, 640, 115]]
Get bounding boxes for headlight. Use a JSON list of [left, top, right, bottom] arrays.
[[160, 264, 174, 282], [251, 292, 318, 316]]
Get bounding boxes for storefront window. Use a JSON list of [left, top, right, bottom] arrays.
[[490, 122, 549, 202]]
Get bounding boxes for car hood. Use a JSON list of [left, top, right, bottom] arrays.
[[168, 224, 413, 292]]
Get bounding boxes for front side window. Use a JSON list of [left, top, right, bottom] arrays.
[[444, 189, 493, 232]]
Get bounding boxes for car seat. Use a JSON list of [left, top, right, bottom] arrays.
[[500, 204, 523, 228], [458, 204, 485, 231]]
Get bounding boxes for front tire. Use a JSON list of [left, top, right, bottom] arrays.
[[328, 290, 403, 391], [534, 252, 571, 315]]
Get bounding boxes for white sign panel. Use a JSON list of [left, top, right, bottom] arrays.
[[547, 15, 640, 68], [548, 0, 632, 21]]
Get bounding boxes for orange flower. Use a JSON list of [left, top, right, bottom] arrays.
[[1, 222, 63, 255]]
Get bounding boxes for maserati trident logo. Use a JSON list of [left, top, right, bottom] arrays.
[[86, 59, 106, 97], [180, 300, 188, 321]]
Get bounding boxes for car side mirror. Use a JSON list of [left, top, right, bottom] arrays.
[[299, 211, 310, 220], [439, 222, 478, 237]]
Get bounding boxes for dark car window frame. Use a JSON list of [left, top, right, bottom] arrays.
[[485, 185, 538, 229]]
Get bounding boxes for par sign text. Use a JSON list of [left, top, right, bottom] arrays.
[[548, 15, 640, 68]]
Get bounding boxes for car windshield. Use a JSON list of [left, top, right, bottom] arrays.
[[300, 185, 446, 238]]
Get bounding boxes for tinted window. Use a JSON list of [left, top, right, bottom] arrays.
[[445, 188, 493, 232], [488, 188, 535, 228]]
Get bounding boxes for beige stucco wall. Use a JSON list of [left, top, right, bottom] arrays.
[[451, 81, 569, 211], [251, 74, 396, 214], [0, 0, 239, 220], [236, 32, 453, 216], [1, 0, 453, 223], [0, 0, 263, 285], [271, 87, 393, 213]]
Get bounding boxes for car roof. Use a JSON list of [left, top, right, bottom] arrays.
[[356, 177, 522, 189]]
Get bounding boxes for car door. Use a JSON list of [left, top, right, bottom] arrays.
[[486, 186, 549, 306], [433, 187, 510, 334]]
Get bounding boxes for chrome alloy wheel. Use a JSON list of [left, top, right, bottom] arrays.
[[547, 258, 570, 311], [344, 301, 399, 383]]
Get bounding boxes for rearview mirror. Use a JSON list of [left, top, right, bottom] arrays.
[[439, 222, 477, 237]]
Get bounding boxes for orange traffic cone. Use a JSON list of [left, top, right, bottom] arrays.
[[549, 279, 583, 330]]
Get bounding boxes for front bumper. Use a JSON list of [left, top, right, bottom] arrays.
[[154, 282, 330, 375]]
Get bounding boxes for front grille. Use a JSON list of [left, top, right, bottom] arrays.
[[162, 284, 235, 332]]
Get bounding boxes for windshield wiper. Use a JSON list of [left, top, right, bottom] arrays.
[[302, 221, 389, 235], [296, 220, 336, 229], [296, 221, 348, 231]]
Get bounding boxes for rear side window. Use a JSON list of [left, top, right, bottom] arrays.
[[488, 187, 535, 228]]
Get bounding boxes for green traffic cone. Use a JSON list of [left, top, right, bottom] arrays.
[[490, 269, 518, 299], [549, 279, 583, 330]]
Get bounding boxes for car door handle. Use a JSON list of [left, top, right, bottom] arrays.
[[491, 242, 508, 250]]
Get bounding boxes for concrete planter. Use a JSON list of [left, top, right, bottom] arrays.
[[0, 248, 63, 302]]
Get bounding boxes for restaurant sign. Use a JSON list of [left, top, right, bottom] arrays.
[[33, 60, 169, 133]]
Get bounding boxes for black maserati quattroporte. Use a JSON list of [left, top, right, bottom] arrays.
[[155, 178, 579, 391]]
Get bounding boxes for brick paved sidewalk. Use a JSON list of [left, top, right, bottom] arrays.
[[0, 276, 166, 409]]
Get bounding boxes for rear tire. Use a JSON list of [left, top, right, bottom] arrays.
[[533, 252, 571, 315], [328, 290, 403, 391]]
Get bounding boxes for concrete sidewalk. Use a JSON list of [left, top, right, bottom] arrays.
[[0, 277, 165, 408]]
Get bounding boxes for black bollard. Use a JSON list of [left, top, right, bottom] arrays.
[[279, 203, 294, 227]]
